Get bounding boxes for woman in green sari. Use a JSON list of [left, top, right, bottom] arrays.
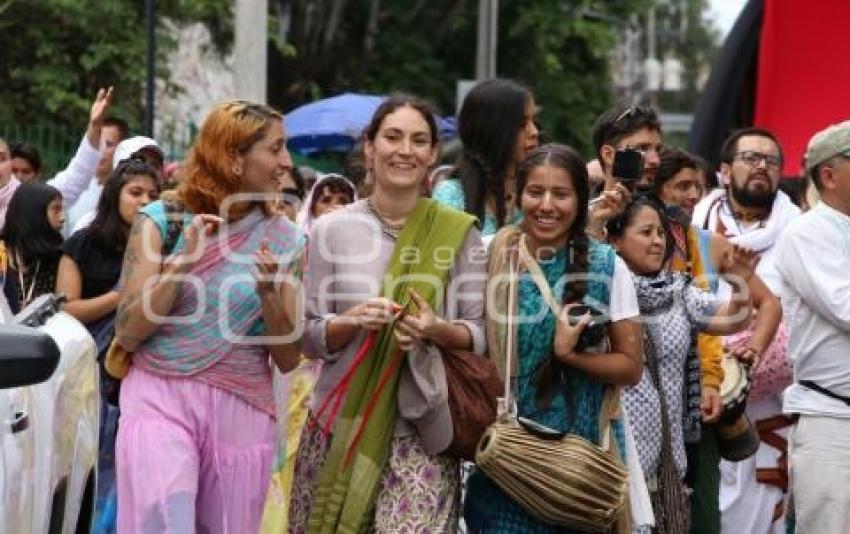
[[288, 95, 487, 533]]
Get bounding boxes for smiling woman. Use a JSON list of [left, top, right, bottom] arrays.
[[111, 100, 306, 533], [465, 144, 643, 532], [289, 94, 487, 533]]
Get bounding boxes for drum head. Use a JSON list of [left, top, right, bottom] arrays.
[[720, 356, 745, 401]]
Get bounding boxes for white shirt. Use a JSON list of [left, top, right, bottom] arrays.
[[777, 202, 850, 418], [611, 256, 641, 321], [47, 136, 101, 209], [66, 179, 102, 234]]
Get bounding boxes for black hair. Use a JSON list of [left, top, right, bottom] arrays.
[[364, 93, 439, 145], [309, 175, 355, 216], [693, 154, 718, 190], [102, 117, 130, 141], [592, 100, 661, 164], [719, 127, 784, 165], [653, 147, 697, 193], [10, 142, 42, 174], [1, 181, 63, 267], [457, 78, 532, 228], [606, 194, 675, 270], [87, 158, 160, 254]]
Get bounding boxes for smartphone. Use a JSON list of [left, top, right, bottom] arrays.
[[612, 148, 643, 183]]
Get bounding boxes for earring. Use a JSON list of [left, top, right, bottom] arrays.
[[233, 165, 242, 176]]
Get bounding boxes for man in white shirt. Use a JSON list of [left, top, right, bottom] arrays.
[[0, 88, 115, 231], [692, 127, 800, 534], [776, 120, 850, 533], [65, 117, 128, 232]]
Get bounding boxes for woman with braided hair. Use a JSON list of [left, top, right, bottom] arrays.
[[432, 78, 539, 238], [465, 144, 643, 532]]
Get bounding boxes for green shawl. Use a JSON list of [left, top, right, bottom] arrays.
[[308, 198, 476, 533]]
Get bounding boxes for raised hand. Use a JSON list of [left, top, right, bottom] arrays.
[[254, 241, 279, 296], [90, 87, 114, 127], [173, 214, 223, 269], [721, 244, 759, 282], [86, 86, 115, 148], [587, 182, 631, 238]]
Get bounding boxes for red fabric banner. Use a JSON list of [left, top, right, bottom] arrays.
[[754, 0, 850, 176]]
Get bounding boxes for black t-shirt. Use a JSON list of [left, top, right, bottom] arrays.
[[62, 230, 123, 299]]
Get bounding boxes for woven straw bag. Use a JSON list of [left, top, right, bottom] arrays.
[[475, 242, 628, 530]]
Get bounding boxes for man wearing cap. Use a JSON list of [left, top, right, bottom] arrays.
[[776, 120, 850, 532], [69, 136, 164, 233]]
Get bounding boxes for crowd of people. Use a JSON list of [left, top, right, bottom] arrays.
[[0, 78, 848, 534]]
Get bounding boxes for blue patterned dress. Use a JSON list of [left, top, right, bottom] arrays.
[[464, 242, 625, 533], [432, 178, 522, 237]]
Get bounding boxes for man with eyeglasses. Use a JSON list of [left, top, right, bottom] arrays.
[[776, 121, 850, 533], [693, 127, 800, 533]]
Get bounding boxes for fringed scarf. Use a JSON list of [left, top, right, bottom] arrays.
[[307, 198, 475, 533]]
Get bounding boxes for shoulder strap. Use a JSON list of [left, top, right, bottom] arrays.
[[517, 233, 561, 316], [161, 199, 187, 256]]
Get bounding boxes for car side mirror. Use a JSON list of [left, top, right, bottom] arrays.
[[0, 324, 60, 389]]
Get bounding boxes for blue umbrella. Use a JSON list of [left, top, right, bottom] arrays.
[[284, 92, 457, 155]]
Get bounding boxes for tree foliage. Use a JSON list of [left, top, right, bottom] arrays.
[[0, 0, 230, 133], [1, 0, 718, 163], [269, 0, 654, 156]]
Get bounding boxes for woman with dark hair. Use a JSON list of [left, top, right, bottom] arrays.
[[465, 144, 642, 532], [288, 94, 486, 532], [0, 181, 64, 314], [432, 78, 539, 237], [606, 196, 758, 532], [57, 159, 161, 327], [56, 158, 159, 533]]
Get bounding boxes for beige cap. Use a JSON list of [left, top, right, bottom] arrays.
[[804, 120, 850, 173]]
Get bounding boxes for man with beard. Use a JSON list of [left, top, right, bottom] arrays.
[[692, 128, 799, 533], [656, 147, 782, 534]]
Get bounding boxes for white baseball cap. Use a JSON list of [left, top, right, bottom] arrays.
[[112, 136, 164, 170]]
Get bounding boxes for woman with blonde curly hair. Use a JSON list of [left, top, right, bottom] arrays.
[[113, 100, 305, 533]]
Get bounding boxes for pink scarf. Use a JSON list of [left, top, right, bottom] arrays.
[[0, 177, 21, 230]]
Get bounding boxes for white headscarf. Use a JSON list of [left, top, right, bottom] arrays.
[[296, 173, 358, 233]]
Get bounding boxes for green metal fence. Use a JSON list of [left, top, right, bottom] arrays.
[[0, 121, 200, 178], [3, 121, 348, 178], [0, 124, 80, 178]]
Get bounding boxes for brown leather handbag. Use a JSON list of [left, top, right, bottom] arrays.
[[441, 347, 502, 461]]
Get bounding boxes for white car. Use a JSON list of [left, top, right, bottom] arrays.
[[0, 294, 99, 533]]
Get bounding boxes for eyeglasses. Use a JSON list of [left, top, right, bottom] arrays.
[[734, 151, 782, 169]]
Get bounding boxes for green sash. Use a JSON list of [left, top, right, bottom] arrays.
[[308, 198, 475, 533]]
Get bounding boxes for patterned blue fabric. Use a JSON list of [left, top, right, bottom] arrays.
[[465, 241, 625, 533], [431, 178, 521, 237]]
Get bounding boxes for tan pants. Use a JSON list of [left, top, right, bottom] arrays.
[[789, 415, 850, 533]]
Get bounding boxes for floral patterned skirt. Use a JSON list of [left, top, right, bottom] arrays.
[[288, 416, 461, 533]]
